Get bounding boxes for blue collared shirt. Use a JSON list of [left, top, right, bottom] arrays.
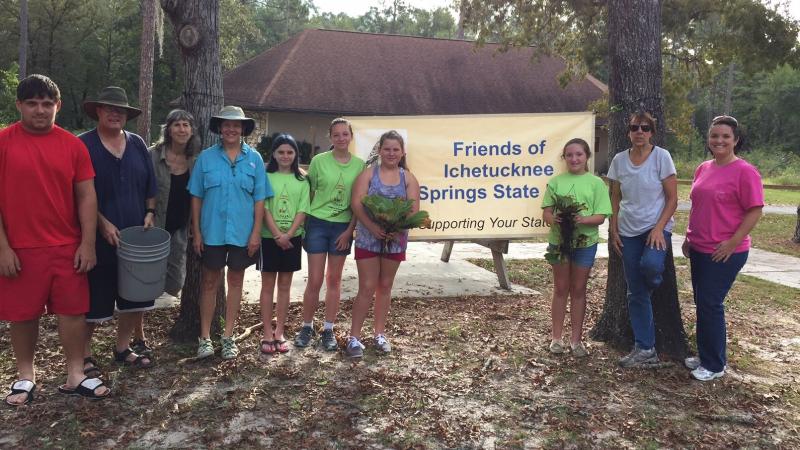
[[188, 143, 271, 246]]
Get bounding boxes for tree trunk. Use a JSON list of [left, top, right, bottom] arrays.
[[138, 0, 157, 144], [590, 0, 689, 359], [18, 0, 27, 79], [722, 63, 735, 115], [793, 204, 800, 244], [161, 0, 226, 343], [456, 0, 465, 39]]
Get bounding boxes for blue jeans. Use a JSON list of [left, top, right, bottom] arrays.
[[690, 249, 748, 373], [620, 230, 671, 350]]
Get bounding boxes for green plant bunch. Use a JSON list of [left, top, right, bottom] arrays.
[[361, 194, 430, 253], [544, 193, 589, 264]]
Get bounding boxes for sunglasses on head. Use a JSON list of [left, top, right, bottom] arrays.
[[712, 115, 738, 127], [629, 124, 652, 133]]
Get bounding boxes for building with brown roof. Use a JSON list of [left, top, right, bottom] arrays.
[[224, 28, 609, 170]]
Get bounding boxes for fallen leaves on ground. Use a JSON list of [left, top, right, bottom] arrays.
[[1, 261, 799, 448]]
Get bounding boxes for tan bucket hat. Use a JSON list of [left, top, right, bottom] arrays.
[[209, 105, 256, 136]]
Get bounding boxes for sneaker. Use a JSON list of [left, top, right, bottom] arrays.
[[374, 334, 392, 354], [571, 342, 589, 358], [320, 328, 338, 351], [293, 326, 316, 348], [618, 347, 658, 368], [685, 357, 727, 372], [220, 336, 239, 360], [344, 337, 364, 358], [197, 337, 214, 359], [691, 366, 725, 381], [549, 339, 567, 354]]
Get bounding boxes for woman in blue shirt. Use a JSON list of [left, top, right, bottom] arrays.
[[188, 106, 271, 360]]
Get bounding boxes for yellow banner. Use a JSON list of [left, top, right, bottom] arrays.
[[348, 112, 595, 240]]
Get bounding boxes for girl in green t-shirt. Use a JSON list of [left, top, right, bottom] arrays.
[[258, 134, 309, 355], [541, 138, 612, 357], [294, 118, 365, 351]]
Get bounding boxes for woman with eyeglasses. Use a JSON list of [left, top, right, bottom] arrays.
[[681, 116, 763, 381], [607, 112, 678, 369]]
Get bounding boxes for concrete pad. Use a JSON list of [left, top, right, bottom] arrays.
[[740, 248, 800, 290], [240, 242, 538, 304]]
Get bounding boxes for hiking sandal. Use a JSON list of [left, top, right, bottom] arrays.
[[114, 348, 154, 369], [220, 336, 239, 360], [58, 377, 110, 400], [131, 338, 153, 356], [83, 357, 102, 378], [5, 380, 35, 407]]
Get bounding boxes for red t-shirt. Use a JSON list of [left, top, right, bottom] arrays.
[[0, 122, 95, 248]]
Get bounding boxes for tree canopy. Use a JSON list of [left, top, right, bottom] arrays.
[[0, 0, 796, 154], [460, 0, 800, 154]]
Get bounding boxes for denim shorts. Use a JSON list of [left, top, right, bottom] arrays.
[[303, 216, 352, 255], [547, 243, 598, 268]]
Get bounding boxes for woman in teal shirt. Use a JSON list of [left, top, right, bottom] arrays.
[[188, 106, 271, 360]]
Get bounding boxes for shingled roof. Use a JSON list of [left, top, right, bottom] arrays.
[[223, 29, 606, 116]]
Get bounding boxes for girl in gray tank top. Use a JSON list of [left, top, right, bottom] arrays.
[[346, 130, 421, 359], [354, 167, 409, 254]]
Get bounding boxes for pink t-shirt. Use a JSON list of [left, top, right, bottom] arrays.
[[686, 159, 763, 253]]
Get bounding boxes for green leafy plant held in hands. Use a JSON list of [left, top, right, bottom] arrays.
[[544, 193, 589, 264], [361, 194, 430, 253]]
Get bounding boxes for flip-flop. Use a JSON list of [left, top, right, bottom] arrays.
[[58, 377, 110, 400], [5, 380, 35, 407], [260, 340, 276, 355], [274, 339, 290, 353], [83, 357, 102, 378]]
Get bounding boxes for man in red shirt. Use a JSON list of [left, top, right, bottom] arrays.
[[0, 74, 110, 404]]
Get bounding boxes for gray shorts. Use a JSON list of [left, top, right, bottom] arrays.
[[201, 245, 257, 271]]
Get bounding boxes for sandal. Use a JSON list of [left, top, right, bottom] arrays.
[[83, 357, 102, 378], [260, 340, 276, 355], [5, 380, 35, 407], [131, 338, 153, 356], [274, 339, 290, 354], [58, 377, 110, 400], [113, 348, 154, 369]]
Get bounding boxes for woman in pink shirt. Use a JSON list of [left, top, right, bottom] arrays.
[[681, 115, 763, 381]]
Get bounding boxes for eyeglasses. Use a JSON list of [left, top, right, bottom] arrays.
[[100, 105, 127, 115], [712, 115, 738, 127], [629, 124, 652, 133]]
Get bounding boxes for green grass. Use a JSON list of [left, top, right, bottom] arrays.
[[673, 211, 800, 258], [673, 150, 800, 187], [732, 274, 800, 311], [678, 183, 800, 206]]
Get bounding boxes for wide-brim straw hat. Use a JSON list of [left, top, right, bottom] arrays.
[[209, 106, 256, 137], [83, 86, 142, 121]]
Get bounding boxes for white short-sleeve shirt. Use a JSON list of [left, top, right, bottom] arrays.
[[606, 146, 676, 237]]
